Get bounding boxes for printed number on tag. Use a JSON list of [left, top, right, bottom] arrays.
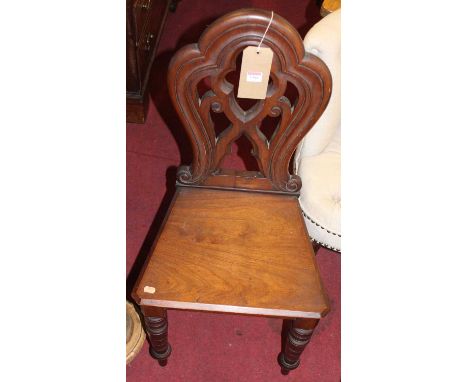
[[246, 71, 263, 83]]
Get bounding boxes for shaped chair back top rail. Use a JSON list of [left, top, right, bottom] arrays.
[[168, 8, 332, 194]]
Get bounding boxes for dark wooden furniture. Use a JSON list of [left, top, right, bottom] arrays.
[[132, 8, 332, 375], [126, 0, 172, 123], [321, 0, 341, 17]]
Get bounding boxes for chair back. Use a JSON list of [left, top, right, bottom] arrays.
[[168, 9, 332, 194]]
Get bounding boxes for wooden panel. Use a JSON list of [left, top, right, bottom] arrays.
[[127, 96, 148, 124], [126, 1, 140, 93], [126, 0, 171, 123], [133, 188, 330, 318], [135, 0, 169, 89], [133, 0, 151, 42]]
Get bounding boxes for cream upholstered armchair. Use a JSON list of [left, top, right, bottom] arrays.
[[294, 10, 341, 252]]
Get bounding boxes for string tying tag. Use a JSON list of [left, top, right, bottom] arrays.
[[256, 11, 274, 53]]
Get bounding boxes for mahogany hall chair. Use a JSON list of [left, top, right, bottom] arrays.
[[132, 8, 332, 375]]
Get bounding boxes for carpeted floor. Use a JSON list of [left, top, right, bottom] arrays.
[[127, 1, 340, 380]]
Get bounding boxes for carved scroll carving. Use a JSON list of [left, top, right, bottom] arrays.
[[168, 9, 332, 193]]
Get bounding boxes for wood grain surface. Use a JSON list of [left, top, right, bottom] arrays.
[[133, 188, 329, 318]]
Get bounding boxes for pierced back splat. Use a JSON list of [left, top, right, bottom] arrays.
[[168, 9, 332, 194]]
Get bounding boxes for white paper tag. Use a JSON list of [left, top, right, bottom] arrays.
[[144, 286, 156, 294]]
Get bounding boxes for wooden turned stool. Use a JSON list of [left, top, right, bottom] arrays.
[[126, 301, 146, 364], [132, 8, 332, 375]]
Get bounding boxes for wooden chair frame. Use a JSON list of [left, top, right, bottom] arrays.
[[132, 8, 332, 375]]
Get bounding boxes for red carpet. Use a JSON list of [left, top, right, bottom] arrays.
[[127, 1, 340, 380]]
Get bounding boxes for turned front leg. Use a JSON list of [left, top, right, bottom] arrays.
[[279, 318, 319, 375], [141, 306, 172, 366]]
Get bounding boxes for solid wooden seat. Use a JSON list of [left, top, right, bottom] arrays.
[[134, 187, 329, 318], [131, 8, 333, 375]]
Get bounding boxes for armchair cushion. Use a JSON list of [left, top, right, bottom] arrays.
[[297, 151, 341, 251], [295, 9, 341, 252], [295, 9, 341, 161]]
